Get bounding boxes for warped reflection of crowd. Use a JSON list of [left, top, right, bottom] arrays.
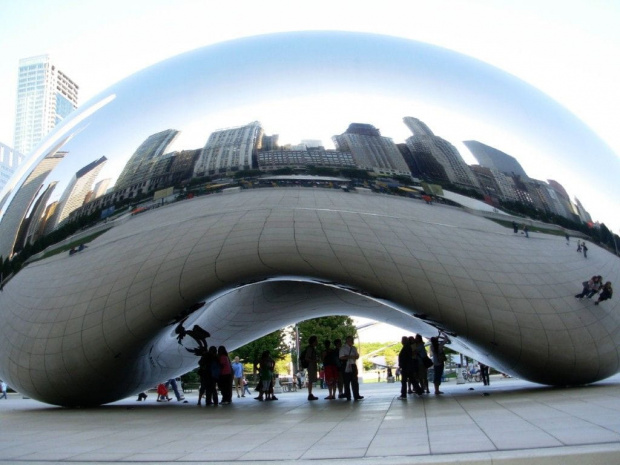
[[576, 275, 613, 305]]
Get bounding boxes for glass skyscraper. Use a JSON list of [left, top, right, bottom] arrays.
[[13, 55, 79, 157]]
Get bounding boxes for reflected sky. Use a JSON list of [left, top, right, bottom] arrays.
[[1, 31, 618, 238]]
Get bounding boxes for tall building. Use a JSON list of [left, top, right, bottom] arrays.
[[13, 55, 79, 157], [526, 178, 565, 216], [332, 123, 410, 176], [470, 165, 504, 200], [548, 179, 579, 221], [47, 156, 107, 231], [257, 147, 355, 171], [463, 140, 529, 178], [403, 117, 480, 191], [574, 198, 593, 225], [194, 121, 263, 176], [0, 150, 65, 258], [114, 129, 179, 191], [0, 142, 25, 194]]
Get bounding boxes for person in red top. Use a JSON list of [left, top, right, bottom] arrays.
[[156, 383, 171, 402], [218, 346, 233, 404]]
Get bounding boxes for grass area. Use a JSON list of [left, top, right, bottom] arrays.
[[36, 229, 111, 260], [489, 218, 566, 237]]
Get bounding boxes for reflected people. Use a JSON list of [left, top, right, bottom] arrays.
[[0, 31, 618, 407]]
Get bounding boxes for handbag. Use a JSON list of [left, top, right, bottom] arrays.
[[423, 356, 433, 368]]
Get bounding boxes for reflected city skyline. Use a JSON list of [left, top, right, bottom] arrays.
[[0, 32, 617, 253], [0, 108, 600, 260], [0, 31, 618, 406]]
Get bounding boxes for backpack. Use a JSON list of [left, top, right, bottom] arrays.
[[300, 347, 309, 369]]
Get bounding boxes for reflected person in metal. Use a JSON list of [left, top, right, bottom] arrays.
[[0, 31, 618, 406]]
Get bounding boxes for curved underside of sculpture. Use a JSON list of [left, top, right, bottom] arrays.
[[0, 188, 618, 406]]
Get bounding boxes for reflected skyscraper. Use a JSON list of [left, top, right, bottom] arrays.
[[46, 156, 107, 232], [13, 55, 79, 157], [404, 117, 481, 191], [194, 121, 262, 176], [463, 140, 529, 178], [258, 147, 355, 171], [115, 129, 179, 191], [548, 179, 579, 222], [0, 32, 618, 407], [21, 180, 57, 248], [332, 123, 410, 176], [574, 197, 593, 224], [0, 150, 65, 258], [84, 178, 111, 204]]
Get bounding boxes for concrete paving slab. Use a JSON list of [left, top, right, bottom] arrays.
[[2, 374, 620, 464]]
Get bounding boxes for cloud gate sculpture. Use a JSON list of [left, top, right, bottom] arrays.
[[0, 31, 619, 406]]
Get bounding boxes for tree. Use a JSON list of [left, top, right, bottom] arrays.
[[229, 329, 288, 372], [296, 316, 357, 365]]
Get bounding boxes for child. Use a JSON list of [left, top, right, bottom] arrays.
[[242, 377, 252, 397], [156, 383, 172, 402]]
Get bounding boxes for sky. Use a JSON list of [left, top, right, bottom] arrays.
[[1, 0, 619, 231]]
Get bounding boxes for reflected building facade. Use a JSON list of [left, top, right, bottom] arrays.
[[45, 156, 107, 232], [194, 121, 262, 176], [464, 139, 582, 221], [464, 140, 529, 178], [84, 178, 112, 205], [548, 179, 580, 222], [332, 123, 410, 176], [574, 197, 593, 224], [115, 129, 179, 191], [0, 32, 618, 407], [13, 55, 79, 157], [404, 117, 481, 191], [258, 147, 355, 171], [0, 151, 65, 258]]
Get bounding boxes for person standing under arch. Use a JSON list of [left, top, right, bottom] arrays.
[[430, 332, 451, 395], [340, 335, 363, 401], [305, 336, 319, 401]]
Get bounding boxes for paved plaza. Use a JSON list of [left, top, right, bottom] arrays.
[[2, 374, 620, 464]]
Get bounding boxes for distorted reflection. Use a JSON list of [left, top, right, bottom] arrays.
[[0, 32, 618, 406]]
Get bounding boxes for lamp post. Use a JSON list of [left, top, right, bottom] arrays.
[[294, 324, 300, 372]]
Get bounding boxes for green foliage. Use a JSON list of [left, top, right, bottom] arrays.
[[306, 166, 338, 177], [273, 167, 294, 175], [233, 169, 262, 179], [360, 342, 400, 367], [229, 329, 288, 370], [293, 316, 357, 369], [392, 175, 414, 185], [274, 354, 291, 375], [340, 168, 371, 179], [297, 316, 357, 350], [181, 370, 200, 384], [188, 175, 211, 186]]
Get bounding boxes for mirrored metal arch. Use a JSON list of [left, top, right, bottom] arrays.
[[0, 31, 618, 406], [1, 188, 618, 406]]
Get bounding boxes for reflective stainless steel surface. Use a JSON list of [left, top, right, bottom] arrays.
[[0, 32, 618, 406]]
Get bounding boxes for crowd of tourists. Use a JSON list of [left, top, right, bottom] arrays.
[[397, 332, 451, 398]]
